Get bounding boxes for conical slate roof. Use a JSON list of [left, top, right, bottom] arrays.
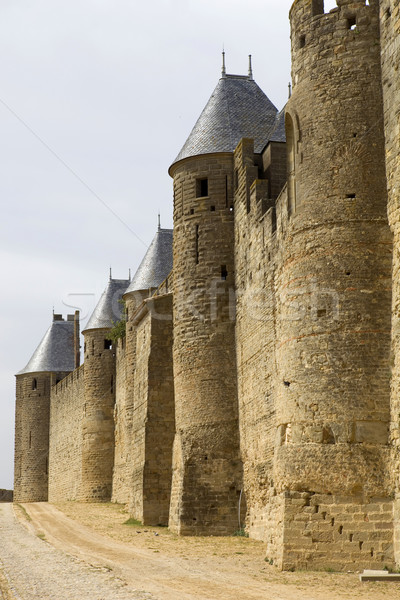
[[83, 278, 130, 332], [171, 73, 278, 169], [17, 316, 75, 375], [269, 107, 286, 143], [125, 228, 173, 294]]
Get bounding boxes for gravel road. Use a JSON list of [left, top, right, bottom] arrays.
[[0, 503, 155, 600]]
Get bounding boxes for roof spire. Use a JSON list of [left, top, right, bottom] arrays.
[[221, 50, 226, 78], [248, 54, 253, 80], [109, 267, 112, 281], [158, 212, 161, 231], [288, 81, 292, 98], [129, 268, 131, 280]]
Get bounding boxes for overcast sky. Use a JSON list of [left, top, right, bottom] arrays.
[[0, 0, 298, 489]]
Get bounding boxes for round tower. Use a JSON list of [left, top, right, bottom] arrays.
[[112, 227, 173, 506], [81, 277, 129, 501], [168, 60, 279, 534], [275, 0, 392, 504], [380, 0, 400, 566], [14, 314, 76, 502]]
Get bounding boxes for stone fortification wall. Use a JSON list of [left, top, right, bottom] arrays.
[[380, 0, 400, 565], [112, 338, 130, 504], [129, 294, 175, 525], [14, 371, 69, 503], [48, 366, 85, 501], [112, 294, 141, 505], [281, 492, 394, 571], [81, 329, 116, 501], [170, 154, 242, 535], [234, 137, 289, 559]]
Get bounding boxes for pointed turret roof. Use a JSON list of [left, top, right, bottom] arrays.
[[125, 228, 173, 294], [17, 315, 75, 375], [170, 66, 279, 170], [83, 277, 130, 333]]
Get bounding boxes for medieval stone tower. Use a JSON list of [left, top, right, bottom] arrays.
[[271, 0, 393, 570], [14, 313, 78, 502], [380, 0, 400, 561], [13, 0, 400, 573], [168, 60, 284, 535], [80, 277, 130, 501]]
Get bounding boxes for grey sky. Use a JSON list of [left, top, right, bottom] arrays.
[[0, 0, 293, 489]]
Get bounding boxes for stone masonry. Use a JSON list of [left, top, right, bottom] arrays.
[[14, 0, 400, 572]]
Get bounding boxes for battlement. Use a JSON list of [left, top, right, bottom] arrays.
[[290, 0, 379, 88]]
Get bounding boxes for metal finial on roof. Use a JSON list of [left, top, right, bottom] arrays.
[[248, 55, 253, 80], [109, 267, 112, 281], [221, 51, 226, 78], [288, 82, 292, 98], [129, 268, 131, 280], [158, 213, 161, 231]]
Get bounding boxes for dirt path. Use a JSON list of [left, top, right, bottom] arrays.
[[16, 502, 400, 600]]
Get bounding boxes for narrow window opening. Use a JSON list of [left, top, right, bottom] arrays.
[[190, 208, 194, 215], [315, 505, 319, 514], [210, 205, 216, 212], [299, 35, 306, 49], [322, 512, 327, 520], [45, 457, 48, 475], [386, 7, 391, 18], [195, 225, 199, 264], [359, 541, 363, 550], [104, 339, 112, 350], [331, 518, 335, 526], [284, 381, 291, 388], [29, 431, 32, 449], [353, 132, 358, 138], [56, 378, 61, 385], [370, 548, 374, 557], [312, 0, 324, 16], [338, 525, 343, 535], [221, 265, 228, 280], [346, 193, 356, 199], [84, 342, 87, 353], [196, 178, 208, 198], [91, 339, 95, 355], [317, 308, 327, 318], [110, 375, 114, 394], [347, 16, 357, 30], [32, 378, 37, 391], [346, 271, 351, 276], [349, 533, 354, 542]]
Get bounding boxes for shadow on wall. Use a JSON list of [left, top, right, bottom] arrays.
[[0, 490, 13, 502]]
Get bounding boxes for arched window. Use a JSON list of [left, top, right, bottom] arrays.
[[32, 378, 37, 391], [285, 113, 297, 215]]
